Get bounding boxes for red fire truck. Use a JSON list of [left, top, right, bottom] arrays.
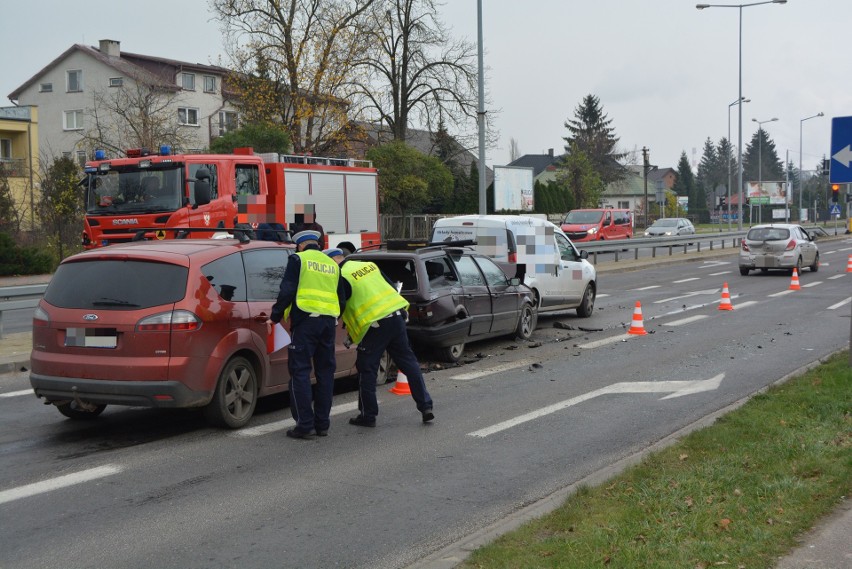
[[81, 146, 381, 250]]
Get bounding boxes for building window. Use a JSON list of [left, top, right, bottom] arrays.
[[204, 76, 217, 93], [39, 83, 53, 93], [178, 107, 199, 126], [0, 139, 11, 160], [218, 111, 238, 136], [181, 73, 195, 90], [76, 150, 87, 167], [67, 70, 82, 92], [109, 77, 123, 87], [618, 201, 630, 209], [64, 109, 84, 130]]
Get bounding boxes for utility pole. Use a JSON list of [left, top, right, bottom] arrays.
[[642, 146, 650, 228]]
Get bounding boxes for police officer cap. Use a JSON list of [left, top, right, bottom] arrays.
[[323, 248, 345, 258], [293, 230, 321, 245]]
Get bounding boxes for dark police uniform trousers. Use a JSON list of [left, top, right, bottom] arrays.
[[288, 314, 337, 433], [355, 311, 432, 420]]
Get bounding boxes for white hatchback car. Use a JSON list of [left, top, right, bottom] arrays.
[[739, 223, 819, 276]]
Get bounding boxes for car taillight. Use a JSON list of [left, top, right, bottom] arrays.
[[785, 239, 797, 251], [741, 241, 750, 252], [33, 305, 50, 327], [508, 251, 517, 263], [136, 310, 201, 332], [410, 304, 433, 322]]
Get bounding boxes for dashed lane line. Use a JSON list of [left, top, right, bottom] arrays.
[[0, 465, 122, 505], [231, 401, 359, 437], [827, 297, 851, 310], [449, 359, 539, 381], [828, 274, 846, 280], [708, 271, 732, 276], [672, 277, 701, 283], [0, 389, 32, 398], [663, 315, 708, 326], [802, 281, 822, 288]]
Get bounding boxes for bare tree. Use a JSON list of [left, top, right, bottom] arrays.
[[509, 137, 520, 162], [213, 0, 376, 154], [349, 0, 479, 144], [80, 83, 198, 155]]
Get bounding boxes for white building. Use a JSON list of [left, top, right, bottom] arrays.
[[7, 39, 239, 164]]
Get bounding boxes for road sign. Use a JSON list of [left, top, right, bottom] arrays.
[[830, 116, 852, 183], [828, 203, 841, 216]]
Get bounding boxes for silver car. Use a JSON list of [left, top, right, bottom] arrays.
[[644, 218, 695, 237], [739, 223, 819, 276]]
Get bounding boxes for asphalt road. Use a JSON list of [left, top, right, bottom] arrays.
[[1, 240, 850, 569]]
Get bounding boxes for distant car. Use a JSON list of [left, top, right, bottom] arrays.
[[644, 218, 695, 237], [348, 242, 536, 363], [560, 208, 633, 242], [29, 237, 363, 428], [739, 223, 819, 276]]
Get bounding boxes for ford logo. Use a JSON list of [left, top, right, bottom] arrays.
[[82, 314, 99, 321]]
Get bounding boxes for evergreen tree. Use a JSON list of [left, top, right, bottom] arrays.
[[672, 152, 695, 216], [562, 94, 627, 186], [555, 143, 604, 209], [742, 128, 784, 184], [695, 138, 721, 221], [209, 123, 291, 154]]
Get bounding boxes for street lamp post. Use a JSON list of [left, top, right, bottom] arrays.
[[799, 112, 824, 222], [752, 117, 778, 224], [728, 97, 750, 230], [696, 0, 787, 230]]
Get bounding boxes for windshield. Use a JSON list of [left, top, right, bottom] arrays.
[[653, 219, 678, 227], [85, 165, 183, 215], [564, 211, 603, 224]]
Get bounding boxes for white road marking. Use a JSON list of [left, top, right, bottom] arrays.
[[655, 289, 719, 304], [827, 297, 851, 310], [701, 261, 730, 268], [769, 290, 795, 297], [632, 285, 660, 291], [731, 300, 759, 309], [449, 359, 539, 381], [802, 281, 822, 288], [663, 315, 708, 326], [672, 277, 700, 283], [231, 401, 359, 437], [708, 271, 732, 276], [0, 465, 122, 505], [597, 293, 610, 298], [0, 389, 32, 398], [828, 274, 846, 280], [578, 334, 641, 350], [468, 375, 725, 438]]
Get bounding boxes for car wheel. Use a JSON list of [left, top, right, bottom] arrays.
[[203, 356, 258, 429], [514, 303, 537, 340], [576, 283, 596, 318], [56, 401, 106, 420], [809, 253, 819, 273], [436, 343, 465, 363], [739, 267, 750, 276], [792, 257, 802, 276]]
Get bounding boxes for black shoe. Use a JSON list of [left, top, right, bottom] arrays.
[[348, 415, 376, 428], [315, 430, 328, 437], [286, 428, 314, 440], [422, 409, 435, 423]]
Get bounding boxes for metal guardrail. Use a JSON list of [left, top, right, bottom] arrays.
[[0, 284, 47, 338]]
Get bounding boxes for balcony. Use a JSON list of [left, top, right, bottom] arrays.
[[0, 159, 28, 178]]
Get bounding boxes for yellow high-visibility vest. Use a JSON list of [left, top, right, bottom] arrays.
[[291, 249, 340, 317], [340, 260, 408, 344]]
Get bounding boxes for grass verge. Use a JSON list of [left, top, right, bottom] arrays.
[[462, 352, 851, 569]]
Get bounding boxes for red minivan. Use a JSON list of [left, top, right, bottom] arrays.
[[561, 209, 633, 242], [29, 237, 359, 428]]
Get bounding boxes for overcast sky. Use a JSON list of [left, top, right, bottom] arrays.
[[2, 0, 848, 172]]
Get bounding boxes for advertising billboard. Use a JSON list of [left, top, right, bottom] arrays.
[[746, 181, 789, 205], [493, 166, 534, 212]]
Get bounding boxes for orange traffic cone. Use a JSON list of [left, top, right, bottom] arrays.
[[627, 301, 647, 335], [846, 254, 852, 273], [389, 370, 411, 395], [718, 282, 734, 311], [789, 268, 801, 291]]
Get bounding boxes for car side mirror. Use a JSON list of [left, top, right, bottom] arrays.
[[195, 179, 211, 206], [509, 277, 521, 286], [579, 250, 589, 260]]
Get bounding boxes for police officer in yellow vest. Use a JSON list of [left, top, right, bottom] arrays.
[[269, 231, 345, 439], [324, 248, 434, 427]]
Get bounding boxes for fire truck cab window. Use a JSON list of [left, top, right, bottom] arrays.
[[236, 164, 260, 195], [188, 163, 218, 204]]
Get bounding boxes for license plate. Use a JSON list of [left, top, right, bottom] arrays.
[[65, 328, 118, 348]]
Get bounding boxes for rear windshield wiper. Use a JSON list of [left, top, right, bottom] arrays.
[[91, 299, 140, 307]]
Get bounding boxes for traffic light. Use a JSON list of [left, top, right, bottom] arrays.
[[831, 184, 840, 203], [718, 195, 727, 207], [821, 158, 830, 176]]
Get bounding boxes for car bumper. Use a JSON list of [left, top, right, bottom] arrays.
[[739, 253, 797, 269], [29, 373, 212, 408], [406, 319, 471, 348]]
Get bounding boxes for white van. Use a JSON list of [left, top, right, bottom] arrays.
[[431, 215, 597, 317]]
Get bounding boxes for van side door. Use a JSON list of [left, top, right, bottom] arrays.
[[555, 232, 586, 306]]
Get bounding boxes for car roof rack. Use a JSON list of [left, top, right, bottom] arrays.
[[356, 239, 478, 254], [128, 226, 291, 245]]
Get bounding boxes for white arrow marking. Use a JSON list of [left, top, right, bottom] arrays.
[[468, 374, 725, 437], [832, 144, 852, 168]]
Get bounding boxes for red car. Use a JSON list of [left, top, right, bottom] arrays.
[[29, 237, 359, 428]]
